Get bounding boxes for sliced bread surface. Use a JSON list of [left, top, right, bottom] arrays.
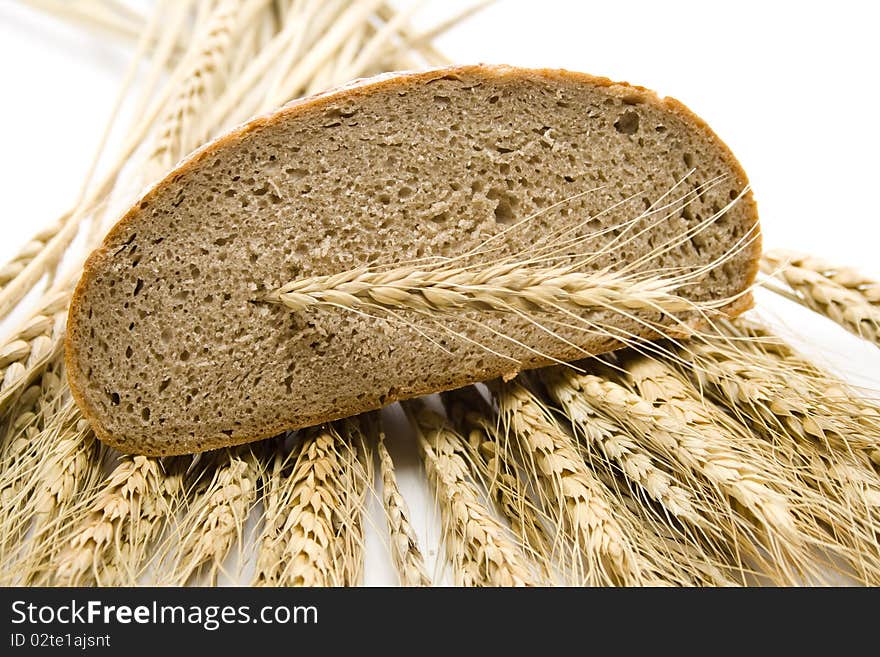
[[66, 65, 761, 455]]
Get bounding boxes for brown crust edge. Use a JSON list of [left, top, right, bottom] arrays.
[[65, 64, 762, 456]]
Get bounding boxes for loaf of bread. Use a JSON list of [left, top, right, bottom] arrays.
[[66, 65, 760, 455]]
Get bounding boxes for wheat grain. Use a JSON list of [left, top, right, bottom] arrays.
[[725, 320, 880, 463], [252, 445, 289, 586], [375, 422, 431, 586], [762, 251, 880, 346], [490, 378, 642, 585], [53, 455, 185, 586], [406, 401, 536, 586]]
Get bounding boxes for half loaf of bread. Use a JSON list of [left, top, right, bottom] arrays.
[[66, 65, 761, 455]]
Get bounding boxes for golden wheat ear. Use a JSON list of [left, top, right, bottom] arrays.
[[440, 386, 557, 580], [487, 377, 649, 586], [49, 454, 186, 586], [761, 250, 880, 347], [670, 320, 880, 584], [370, 414, 433, 587], [252, 424, 369, 586], [403, 398, 538, 586], [158, 444, 263, 586]]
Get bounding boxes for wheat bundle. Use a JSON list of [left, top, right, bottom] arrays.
[[1, 0, 878, 587]]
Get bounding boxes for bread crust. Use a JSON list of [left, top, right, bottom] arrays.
[[66, 65, 761, 456]]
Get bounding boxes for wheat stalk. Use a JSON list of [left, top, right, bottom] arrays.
[[23, 0, 150, 46], [490, 378, 643, 585], [162, 446, 262, 585], [761, 250, 880, 346], [53, 455, 185, 586], [375, 423, 431, 586], [406, 401, 537, 586]]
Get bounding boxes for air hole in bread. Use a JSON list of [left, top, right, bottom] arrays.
[[614, 110, 640, 135]]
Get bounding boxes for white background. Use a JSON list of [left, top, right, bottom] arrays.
[[0, 0, 878, 585]]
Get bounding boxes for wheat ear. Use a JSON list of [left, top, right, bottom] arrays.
[[490, 378, 643, 585], [620, 353, 853, 583], [676, 329, 880, 457], [53, 455, 185, 586], [333, 417, 374, 587], [674, 323, 880, 583], [151, 0, 252, 170], [765, 250, 879, 304], [0, 219, 65, 297], [761, 251, 880, 347], [0, 289, 70, 417], [563, 358, 802, 582], [593, 467, 744, 587], [375, 424, 431, 586], [267, 261, 699, 317], [0, 360, 65, 562], [253, 425, 365, 586], [405, 401, 537, 586], [441, 387, 555, 577], [722, 319, 880, 462], [18, 404, 106, 585], [541, 366, 700, 524], [161, 446, 262, 585], [620, 356, 798, 532]]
